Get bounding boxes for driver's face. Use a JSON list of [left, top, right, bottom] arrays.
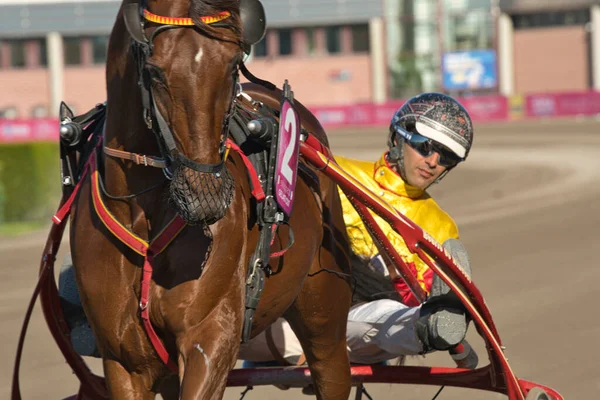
[[399, 141, 447, 190]]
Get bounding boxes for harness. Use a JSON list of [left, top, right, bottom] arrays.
[[56, 118, 275, 372]]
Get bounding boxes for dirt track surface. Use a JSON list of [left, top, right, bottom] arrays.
[[2, 118, 599, 399]]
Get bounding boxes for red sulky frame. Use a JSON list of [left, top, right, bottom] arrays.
[[11, 132, 563, 400]]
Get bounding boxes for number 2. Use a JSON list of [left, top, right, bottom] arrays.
[[281, 107, 297, 183]]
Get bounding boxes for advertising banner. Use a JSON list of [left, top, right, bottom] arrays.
[[0, 119, 59, 143], [526, 91, 600, 118], [442, 50, 498, 91]]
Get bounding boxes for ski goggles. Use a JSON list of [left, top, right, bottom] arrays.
[[405, 132, 463, 167]]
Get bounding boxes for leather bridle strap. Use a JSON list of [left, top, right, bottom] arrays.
[[104, 146, 168, 168], [126, 4, 242, 176]]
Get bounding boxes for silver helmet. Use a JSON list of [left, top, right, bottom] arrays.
[[387, 92, 474, 184]]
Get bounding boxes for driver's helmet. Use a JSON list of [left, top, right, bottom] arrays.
[[386, 92, 474, 184]]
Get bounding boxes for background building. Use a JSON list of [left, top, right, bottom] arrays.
[[1, 0, 600, 119], [0, 0, 385, 117], [498, 0, 600, 95]]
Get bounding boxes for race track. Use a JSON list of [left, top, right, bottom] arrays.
[[1, 118, 599, 400]]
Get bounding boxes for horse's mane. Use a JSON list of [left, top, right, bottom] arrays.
[[189, 0, 241, 37]]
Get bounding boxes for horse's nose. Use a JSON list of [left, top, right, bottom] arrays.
[[170, 164, 233, 224]]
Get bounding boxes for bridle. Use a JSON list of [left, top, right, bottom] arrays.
[[104, 1, 248, 178]]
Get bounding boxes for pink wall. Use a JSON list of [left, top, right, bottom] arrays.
[[62, 66, 106, 114], [1, 55, 370, 117], [514, 26, 590, 94], [0, 69, 50, 118], [0, 66, 105, 118], [244, 54, 372, 105]]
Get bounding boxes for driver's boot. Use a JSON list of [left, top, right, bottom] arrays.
[[415, 238, 472, 352]]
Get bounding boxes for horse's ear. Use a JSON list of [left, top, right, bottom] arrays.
[[240, 0, 266, 46], [123, 3, 147, 44]]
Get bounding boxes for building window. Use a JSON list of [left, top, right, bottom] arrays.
[[253, 35, 268, 57], [37, 38, 48, 67], [92, 36, 109, 64], [31, 105, 49, 118], [351, 24, 370, 53], [1, 106, 18, 119], [443, 4, 493, 52], [278, 29, 292, 56], [304, 28, 316, 55], [64, 37, 81, 66], [512, 9, 590, 30], [11, 40, 26, 68], [325, 26, 341, 54]]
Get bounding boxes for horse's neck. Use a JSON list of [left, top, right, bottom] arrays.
[[95, 13, 172, 230], [102, 80, 167, 213]]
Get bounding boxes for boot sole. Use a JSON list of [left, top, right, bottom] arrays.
[[429, 308, 467, 349]]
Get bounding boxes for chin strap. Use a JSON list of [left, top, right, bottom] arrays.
[[387, 138, 409, 183]]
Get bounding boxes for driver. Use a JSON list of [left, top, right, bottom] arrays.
[[239, 92, 477, 368]]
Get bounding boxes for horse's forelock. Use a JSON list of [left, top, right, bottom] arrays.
[[189, 0, 241, 36]]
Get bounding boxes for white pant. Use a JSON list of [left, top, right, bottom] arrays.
[[238, 299, 423, 365]]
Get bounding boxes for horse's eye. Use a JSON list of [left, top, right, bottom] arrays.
[[144, 64, 166, 85]]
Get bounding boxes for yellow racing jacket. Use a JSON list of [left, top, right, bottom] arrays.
[[335, 152, 459, 306]]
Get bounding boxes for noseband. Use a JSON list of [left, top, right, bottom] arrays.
[[107, 1, 243, 177]]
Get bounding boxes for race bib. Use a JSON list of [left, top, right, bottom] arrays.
[[275, 99, 301, 216]]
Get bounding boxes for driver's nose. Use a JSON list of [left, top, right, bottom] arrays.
[[424, 152, 440, 168]]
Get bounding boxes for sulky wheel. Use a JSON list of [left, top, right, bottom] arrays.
[[525, 387, 551, 400]]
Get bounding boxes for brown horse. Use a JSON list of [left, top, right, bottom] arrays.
[[68, 0, 352, 398]]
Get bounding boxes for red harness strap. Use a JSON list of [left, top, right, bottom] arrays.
[[55, 148, 183, 372], [140, 221, 186, 373], [53, 146, 100, 225], [86, 151, 183, 372], [226, 139, 266, 201]]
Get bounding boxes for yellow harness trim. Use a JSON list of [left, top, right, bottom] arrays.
[[143, 9, 231, 26]]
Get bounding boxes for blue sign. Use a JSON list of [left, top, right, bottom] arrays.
[[442, 50, 498, 91]]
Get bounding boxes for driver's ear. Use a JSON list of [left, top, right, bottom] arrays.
[[388, 138, 402, 161]]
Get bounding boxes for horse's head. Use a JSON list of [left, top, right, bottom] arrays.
[[122, 0, 266, 224]]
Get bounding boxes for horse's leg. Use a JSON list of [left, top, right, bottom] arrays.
[[158, 374, 180, 400], [285, 243, 353, 400], [178, 322, 240, 399], [177, 293, 243, 400], [103, 359, 156, 400]]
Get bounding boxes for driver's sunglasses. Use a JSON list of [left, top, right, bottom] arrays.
[[405, 132, 463, 167]]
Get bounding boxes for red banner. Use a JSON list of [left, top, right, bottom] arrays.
[[458, 95, 509, 122], [310, 95, 509, 128], [1, 91, 599, 143], [525, 91, 600, 118], [0, 118, 59, 143]]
